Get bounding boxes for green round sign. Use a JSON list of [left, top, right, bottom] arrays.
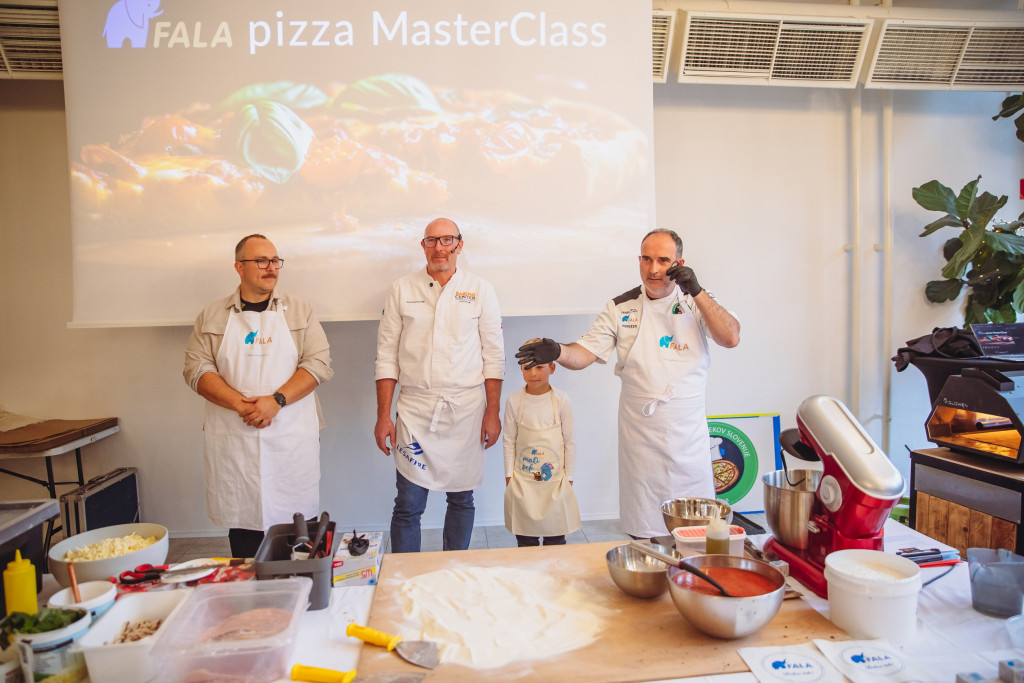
[[707, 421, 759, 506]]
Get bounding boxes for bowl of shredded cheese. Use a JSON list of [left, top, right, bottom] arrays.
[[48, 522, 169, 588]]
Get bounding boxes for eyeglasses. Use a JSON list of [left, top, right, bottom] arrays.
[[238, 258, 284, 269], [421, 235, 462, 248]]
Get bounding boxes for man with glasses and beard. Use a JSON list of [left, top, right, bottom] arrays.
[[184, 234, 333, 558], [374, 217, 505, 552]]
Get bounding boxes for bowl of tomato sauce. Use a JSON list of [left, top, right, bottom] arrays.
[[666, 554, 786, 639]]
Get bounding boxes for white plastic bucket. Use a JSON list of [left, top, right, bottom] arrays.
[[13, 609, 91, 683], [824, 549, 921, 641]]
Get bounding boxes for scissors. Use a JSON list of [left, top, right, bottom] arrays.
[[119, 563, 170, 584]]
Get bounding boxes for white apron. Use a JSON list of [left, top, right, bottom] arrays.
[[618, 292, 715, 537], [203, 308, 320, 530], [504, 391, 581, 537], [395, 384, 485, 491]]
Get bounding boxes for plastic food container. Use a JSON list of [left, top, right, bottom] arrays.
[[824, 549, 921, 641], [76, 588, 191, 683], [48, 580, 117, 621], [13, 608, 90, 683], [672, 525, 746, 557], [151, 577, 312, 683]]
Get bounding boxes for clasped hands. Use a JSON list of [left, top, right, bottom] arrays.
[[238, 395, 280, 428]]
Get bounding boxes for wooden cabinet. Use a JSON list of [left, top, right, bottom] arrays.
[[910, 448, 1024, 556]]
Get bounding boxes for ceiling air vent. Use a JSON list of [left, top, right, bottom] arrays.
[[652, 10, 676, 84], [678, 12, 871, 88], [866, 20, 1024, 90], [0, 1, 61, 79]]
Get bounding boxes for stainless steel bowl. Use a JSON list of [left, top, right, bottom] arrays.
[[606, 543, 675, 599], [666, 554, 786, 639], [661, 498, 732, 534], [762, 469, 822, 550]]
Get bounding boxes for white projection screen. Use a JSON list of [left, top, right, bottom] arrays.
[[59, 0, 654, 326]]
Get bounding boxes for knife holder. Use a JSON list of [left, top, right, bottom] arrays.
[[254, 519, 337, 610]]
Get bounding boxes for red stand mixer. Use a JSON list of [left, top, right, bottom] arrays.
[[763, 396, 906, 598]]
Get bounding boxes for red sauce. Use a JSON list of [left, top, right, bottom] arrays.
[[672, 567, 778, 597]]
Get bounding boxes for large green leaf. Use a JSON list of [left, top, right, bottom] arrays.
[[919, 214, 963, 237], [1017, 115, 1024, 144], [955, 176, 981, 221], [1014, 279, 1024, 313], [994, 93, 1024, 120], [970, 191, 1008, 230], [334, 73, 442, 118], [985, 304, 1018, 323], [941, 228, 983, 279], [925, 278, 963, 302], [965, 299, 989, 325], [912, 180, 957, 214], [984, 230, 1024, 256]]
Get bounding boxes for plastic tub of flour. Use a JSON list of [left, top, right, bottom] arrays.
[[824, 549, 921, 641]]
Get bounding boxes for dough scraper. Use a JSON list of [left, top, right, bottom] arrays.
[[346, 623, 439, 669]]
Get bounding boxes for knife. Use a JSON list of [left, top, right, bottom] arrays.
[[291, 663, 426, 683]]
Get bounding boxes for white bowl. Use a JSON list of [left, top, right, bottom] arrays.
[[77, 589, 191, 683], [48, 580, 117, 620], [48, 523, 169, 588]]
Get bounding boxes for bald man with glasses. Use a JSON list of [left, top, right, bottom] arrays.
[[374, 217, 505, 552], [184, 233, 333, 558]]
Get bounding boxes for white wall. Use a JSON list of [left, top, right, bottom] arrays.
[[1, 75, 1021, 536]]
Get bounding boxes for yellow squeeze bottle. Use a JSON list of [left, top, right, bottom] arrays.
[[3, 550, 38, 616], [705, 507, 730, 555]]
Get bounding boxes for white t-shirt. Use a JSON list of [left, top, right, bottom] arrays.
[[502, 387, 576, 479]]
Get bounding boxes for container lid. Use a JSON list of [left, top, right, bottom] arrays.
[[672, 525, 745, 539], [151, 577, 312, 657]]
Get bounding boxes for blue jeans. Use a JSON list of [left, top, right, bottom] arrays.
[[390, 469, 475, 552]]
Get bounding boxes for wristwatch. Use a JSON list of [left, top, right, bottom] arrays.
[[273, 392, 287, 408]]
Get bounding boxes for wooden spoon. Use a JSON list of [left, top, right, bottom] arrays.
[[68, 562, 82, 603]]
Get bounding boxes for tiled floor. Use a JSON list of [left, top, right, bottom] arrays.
[[166, 518, 638, 564]]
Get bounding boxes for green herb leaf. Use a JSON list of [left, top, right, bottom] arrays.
[[230, 101, 314, 184], [334, 73, 442, 118], [217, 82, 328, 113], [0, 608, 85, 649], [912, 180, 957, 215]]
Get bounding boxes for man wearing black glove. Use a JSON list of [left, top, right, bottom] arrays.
[[515, 229, 739, 540]]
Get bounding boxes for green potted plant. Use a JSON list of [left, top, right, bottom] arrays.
[[912, 175, 1024, 324]]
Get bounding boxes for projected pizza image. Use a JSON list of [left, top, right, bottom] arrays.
[[69, 74, 647, 239]]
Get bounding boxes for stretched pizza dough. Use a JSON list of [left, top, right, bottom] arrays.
[[399, 565, 609, 669]]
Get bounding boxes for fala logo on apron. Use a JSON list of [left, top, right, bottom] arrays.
[[397, 441, 427, 471]]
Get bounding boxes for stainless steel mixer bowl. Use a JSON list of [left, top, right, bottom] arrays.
[[762, 469, 822, 550], [606, 543, 676, 598], [666, 554, 786, 639], [660, 498, 732, 534]]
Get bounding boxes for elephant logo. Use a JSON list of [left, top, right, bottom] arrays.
[[244, 330, 257, 345], [659, 334, 672, 348], [103, 0, 164, 48]]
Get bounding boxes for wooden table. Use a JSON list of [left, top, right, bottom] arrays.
[[357, 541, 848, 682]]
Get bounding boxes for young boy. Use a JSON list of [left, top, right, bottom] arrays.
[[503, 338, 581, 547]]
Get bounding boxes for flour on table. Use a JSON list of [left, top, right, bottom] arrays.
[[399, 565, 609, 669]]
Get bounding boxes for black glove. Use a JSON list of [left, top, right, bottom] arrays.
[[515, 338, 561, 369], [666, 264, 702, 297]]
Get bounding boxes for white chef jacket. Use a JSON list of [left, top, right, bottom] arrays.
[[578, 284, 711, 387], [374, 268, 505, 389]]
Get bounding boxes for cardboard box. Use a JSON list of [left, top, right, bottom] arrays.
[[332, 531, 383, 586]]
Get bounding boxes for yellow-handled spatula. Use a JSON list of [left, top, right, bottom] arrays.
[[290, 663, 425, 683], [345, 623, 440, 669]]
